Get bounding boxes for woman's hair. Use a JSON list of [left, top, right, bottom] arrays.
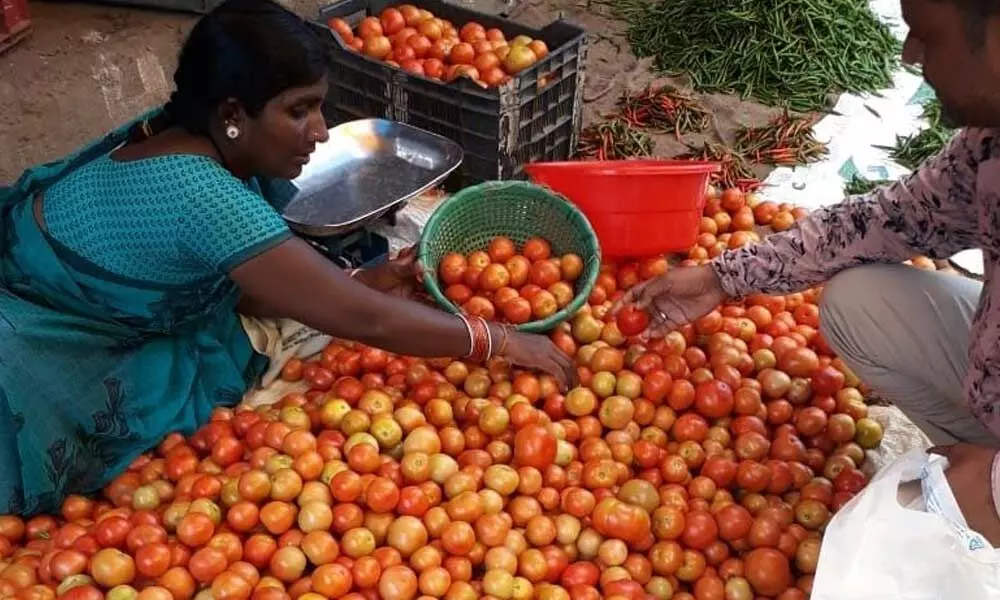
[[167, 0, 329, 133]]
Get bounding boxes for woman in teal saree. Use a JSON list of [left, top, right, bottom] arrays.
[[0, 0, 573, 516]]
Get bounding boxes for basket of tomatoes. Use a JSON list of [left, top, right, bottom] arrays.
[[418, 181, 601, 333]]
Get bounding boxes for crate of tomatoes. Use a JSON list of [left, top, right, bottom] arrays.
[[317, 0, 587, 187]]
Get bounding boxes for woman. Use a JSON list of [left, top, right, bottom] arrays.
[[0, 0, 573, 515]]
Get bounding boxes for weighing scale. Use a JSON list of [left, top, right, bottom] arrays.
[[280, 119, 463, 268]]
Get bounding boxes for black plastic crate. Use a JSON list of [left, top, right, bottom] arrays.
[[316, 0, 587, 188]]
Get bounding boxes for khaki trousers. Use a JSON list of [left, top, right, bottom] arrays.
[[819, 264, 996, 446]]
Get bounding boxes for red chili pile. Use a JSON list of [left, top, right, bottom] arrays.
[[0, 187, 888, 600]]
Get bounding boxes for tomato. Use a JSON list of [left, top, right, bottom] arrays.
[[794, 499, 831, 530], [694, 380, 734, 418], [380, 7, 405, 35], [591, 498, 651, 545], [188, 547, 228, 583], [560, 562, 599, 588], [513, 424, 556, 469], [357, 16, 383, 38], [135, 543, 171, 578], [715, 504, 752, 542], [312, 563, 353, 597], [57, 586, 104, 600], [702, 456, 737, 487], [672, 414, 709, 442], [680, 511, 718, 550], [833, 467, 867, 494], [176, 513, 215, 547], [379, 565, 418, 600], [90, 548, 136, 588], [616, 306, 650, 337], [744, 548, 791, 596], [94, 516, 131, 548], [50, 550, 89, 581]]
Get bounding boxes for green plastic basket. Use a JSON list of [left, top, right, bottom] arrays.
[[418, 181, 602, 333]]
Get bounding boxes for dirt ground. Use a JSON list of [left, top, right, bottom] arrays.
[[0, 0, 780, 184]]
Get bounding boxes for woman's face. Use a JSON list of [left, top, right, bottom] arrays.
[[239, 75, 330, 179]]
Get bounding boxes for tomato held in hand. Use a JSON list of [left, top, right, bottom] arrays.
[[616, 306, 651, 337]]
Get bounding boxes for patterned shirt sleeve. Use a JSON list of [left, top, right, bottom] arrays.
[[177, 169, 293, 274], [711, 128, 990, 298]]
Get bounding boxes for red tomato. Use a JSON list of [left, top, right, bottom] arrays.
[[744, 548, 792, 596], [616, 306, 650, 336], [694, 379, 734, 418], [513, 424, 556, 469], [833, 467, 868, 494]]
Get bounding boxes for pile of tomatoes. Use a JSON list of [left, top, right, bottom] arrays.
[[327, 4, 550, 88], [690, 186, 939, 270], [0, 185, 890, 600], [437, 236, 586, 325]]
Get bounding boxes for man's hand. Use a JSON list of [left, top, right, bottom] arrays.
[[928, 443, 1000, 546], [610, 264, 727, 338]]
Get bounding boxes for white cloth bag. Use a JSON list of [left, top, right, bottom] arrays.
[[812, 450, 1000, 600], [240, 315, 330, 388]]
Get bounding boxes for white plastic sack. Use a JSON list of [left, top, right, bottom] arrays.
[[812, 450, 1000, 600]]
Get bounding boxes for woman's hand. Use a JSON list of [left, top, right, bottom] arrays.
[[502, 330, 576, 390], [354, 246, 424, 299], [612, 264, 728, 337]]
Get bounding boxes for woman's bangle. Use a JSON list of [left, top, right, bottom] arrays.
[[463, 316, 492, 362], [482, 317, 493, 360], [496, 324, 510, 356], [457, 315, 475, 358]]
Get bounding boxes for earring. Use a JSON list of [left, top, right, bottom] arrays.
[[225, 124, 240, 140]]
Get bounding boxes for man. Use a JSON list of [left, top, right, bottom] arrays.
[[619, 0, 1000, 543]]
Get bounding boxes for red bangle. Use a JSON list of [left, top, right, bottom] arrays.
[[466, 317, 491, 363]]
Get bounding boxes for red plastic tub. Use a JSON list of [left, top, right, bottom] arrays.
[[0, 0, 32, 56], [523, 160, 720, 258]]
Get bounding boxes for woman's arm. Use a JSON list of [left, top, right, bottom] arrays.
[[231, 238, 473, 356], [229, 238, 575, 385]]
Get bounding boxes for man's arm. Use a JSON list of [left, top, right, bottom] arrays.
[[712, 129, 991, 298]]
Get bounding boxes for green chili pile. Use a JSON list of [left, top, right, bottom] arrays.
[[843, 175, 891, 196], [735, 113, 829, 166], [617, 0, 901, 112], [677, 142, 760, 191], [576, 119, 656, 160], [617, 86, 711, 140], [885, 99, 955, 169]]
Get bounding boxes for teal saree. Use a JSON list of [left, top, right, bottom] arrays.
[[0, 110, 272, 515]]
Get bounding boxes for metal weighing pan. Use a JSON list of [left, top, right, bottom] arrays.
[[282, 119, 463, 237]]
